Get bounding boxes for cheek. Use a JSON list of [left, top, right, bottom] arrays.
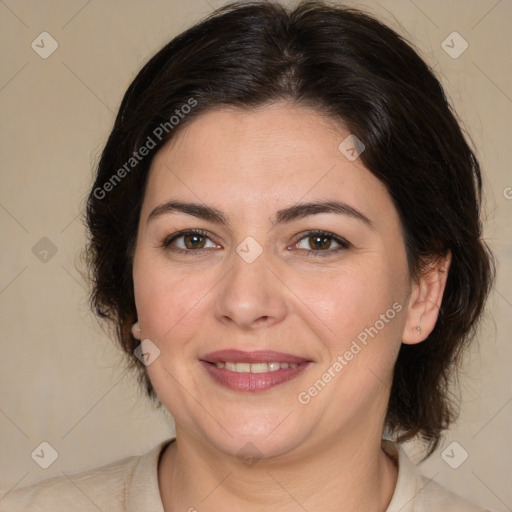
[[289, 263, 408, 399], [133, 255, 214, 346], [291, 262, 402, 341]]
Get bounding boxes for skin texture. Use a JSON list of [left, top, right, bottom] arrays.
[[131, 102, 451, 511]]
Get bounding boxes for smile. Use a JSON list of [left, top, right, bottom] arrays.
[[214, 361, 298, 373], [200, 350, 311, 392]]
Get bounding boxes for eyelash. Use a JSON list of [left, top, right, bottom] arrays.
[[160, 229, 351, 257]]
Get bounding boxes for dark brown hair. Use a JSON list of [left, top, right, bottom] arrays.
[[84, 0, 494, 455]]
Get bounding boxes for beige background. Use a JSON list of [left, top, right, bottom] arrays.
[[0, 0, 511, 509]]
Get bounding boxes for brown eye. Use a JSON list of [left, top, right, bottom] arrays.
[[308, 234, 332, 250], [183, 233, 206, 249], [163, 230, 219, 252], [294, 231, 350, 255]]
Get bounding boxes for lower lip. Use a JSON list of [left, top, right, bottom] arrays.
[[200, 361, 310, 392]]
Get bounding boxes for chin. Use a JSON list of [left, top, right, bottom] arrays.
[[202, 427, 307, 462], [170, 405, 308, 460]]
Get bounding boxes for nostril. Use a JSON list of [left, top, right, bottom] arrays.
[[255, 315, 270, 325]]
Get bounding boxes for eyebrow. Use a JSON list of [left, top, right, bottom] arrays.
[[147, 200, 374, 229]]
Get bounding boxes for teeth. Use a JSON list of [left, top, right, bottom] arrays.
[[250, 363, 269, 373], [236, 362, 251, 373], [268, 362, 280, 371], [213, 361, 299, 373]]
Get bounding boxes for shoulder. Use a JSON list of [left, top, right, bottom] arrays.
[[414, 475, 491, 511], [383, 441, 491, 512], [0, 453, 141, 512], [0, 440, 171, 512]]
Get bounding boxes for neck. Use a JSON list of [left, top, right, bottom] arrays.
[[158, 424, 398, 512]]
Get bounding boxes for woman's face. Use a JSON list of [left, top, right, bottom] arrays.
[[132, 102, 414, 459]]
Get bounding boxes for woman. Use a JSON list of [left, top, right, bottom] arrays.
[[0, 1, 494, 510]]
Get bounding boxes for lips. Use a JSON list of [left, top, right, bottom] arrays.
[[200, 350, 312, 392], [201, 349, 309, 365]]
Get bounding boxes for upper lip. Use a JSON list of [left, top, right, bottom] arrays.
[[200, 350, 310, 364]]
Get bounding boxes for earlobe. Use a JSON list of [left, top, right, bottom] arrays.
[[131, 321, 142, 340], [402, 251, 451, 345]]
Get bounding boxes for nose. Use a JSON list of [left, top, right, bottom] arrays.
[[213, 249, 288, 331]]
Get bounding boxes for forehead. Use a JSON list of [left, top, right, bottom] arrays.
[[143, 102, 394, 224]]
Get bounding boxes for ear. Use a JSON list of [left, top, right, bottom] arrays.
[[131, 321, 142, 340], [402, 251, 452, 345]]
